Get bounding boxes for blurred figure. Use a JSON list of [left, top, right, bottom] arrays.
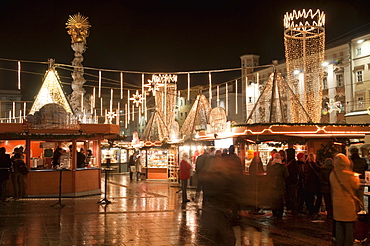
[[266, 149, 277, 168], [201, 147, 244, 245], [86, 149, 93, 166], [349, 148, 367, 204], [266, 153, 289, 219], [221, 148, 228, 157], [77, 148, 86, 168], [296, 153, 306, 214], [304, 153, 322, 219], [285, 148, 299, 216], [215, 150, 222, 157], [0, 147, 11, 204], [330, 153, 360, 245], [11, 153, 26, 199], [135, 155, 142, 181], [194, 148, 210, 203], [320, 158, 334, 219], [279, 149, 287, 165], [180, 152, 192, 203], [248, 156, 264, 175], [51, 147, 63, 168], [128, 152, 137, 181]]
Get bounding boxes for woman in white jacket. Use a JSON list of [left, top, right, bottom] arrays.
[[329, 153, 360, 246]]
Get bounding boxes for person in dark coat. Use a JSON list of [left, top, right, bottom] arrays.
[[320, 158, 334, 219], [0, 147, 11, 204], [285, 148, 299, 216], [51, 147, 63, 168], [349, 147, 368, 204], [200, 148, 244, 245], [194, 148, 210, 203], [296, 153, 306, 214], [128, 152, 137, 181], [266, 153, 289, 219], [77, 148, 86, 168], [11, 153, 26, 199], [303, 153, 322, 219], [248, 156, 264, 175]]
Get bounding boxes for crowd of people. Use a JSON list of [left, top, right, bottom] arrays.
[[178, 145, 368, 245], [0, 147, 28, 204]]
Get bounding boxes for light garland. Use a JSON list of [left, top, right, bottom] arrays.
[[209, 72, 212, 105], [187, 73, 190, 101], [17, 61, 21, 90], [120, 72, 123, 99], [226, 83, 229, 116], [284, 9, 325, 123], [130, 90, 143, 107], [29, 68, 73, 115], [98, 70, 102, 98], [235, 79, 238, 114]]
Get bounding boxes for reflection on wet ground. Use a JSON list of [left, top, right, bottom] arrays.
[[0, 173, 337, 245]]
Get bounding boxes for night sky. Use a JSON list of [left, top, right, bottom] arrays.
[[0, 0, 370, 100]]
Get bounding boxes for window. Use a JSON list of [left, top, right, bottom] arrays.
[[356, 47, 362, 56], [356, 70, 363, 83], [358, 97, 364, 109], [248, 97, 252, 103], [336, 74, 343, 87], [323, 77, 328, 89], [185, 112, 188, 117], [180, 112, 183, 118]]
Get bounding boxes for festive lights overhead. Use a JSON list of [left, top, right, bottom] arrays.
[[130, 90, 143, 107]]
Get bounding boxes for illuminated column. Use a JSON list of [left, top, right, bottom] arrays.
[[284, 9, 325, 123]]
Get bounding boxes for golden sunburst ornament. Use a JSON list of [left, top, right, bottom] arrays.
[[66, 13, 91, 44]]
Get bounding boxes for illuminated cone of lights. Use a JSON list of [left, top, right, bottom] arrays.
[[284, 9, 325, 123]]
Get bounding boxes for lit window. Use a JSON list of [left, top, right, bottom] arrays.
[[356, 70, 363, 83], [323, 77, 328, 89], [336, 74, 343, 87]]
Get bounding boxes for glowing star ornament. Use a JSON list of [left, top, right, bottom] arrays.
[[130, 90, 143, 107], [145, 74, 177, 96], [106, 110, 117, 124]]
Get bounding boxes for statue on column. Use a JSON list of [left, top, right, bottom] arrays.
[[66, 13, 91, 118]]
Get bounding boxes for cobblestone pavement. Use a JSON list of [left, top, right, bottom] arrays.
[[0, 173, 344, 245]]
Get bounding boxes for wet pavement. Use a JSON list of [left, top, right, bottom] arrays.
[[0, 173, 349, 245]]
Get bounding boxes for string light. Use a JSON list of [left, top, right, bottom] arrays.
[[17, 61, 21, 90], [226, 83, 229, 116], [120, 72, 123, 99], [29, 69, 73, 115], [209, 72, 212, 105], [187, 73, 190, 101], [98, 70, 102, 98], [284, 9, 325, 123], [235, 79, 238, 114], [217, 85, 220, 107]]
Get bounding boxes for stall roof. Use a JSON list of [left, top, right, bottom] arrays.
[[0, 123, 120, 140], [194, 123, 370, 142]]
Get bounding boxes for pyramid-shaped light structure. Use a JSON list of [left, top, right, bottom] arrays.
[[29, 68, 73, 115], [246, 71, 311, 124], [141, 110, 169, 141], [180, 94, 211, 138]]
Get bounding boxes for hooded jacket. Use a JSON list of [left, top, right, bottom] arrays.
[[329, 154, 360, 222]]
